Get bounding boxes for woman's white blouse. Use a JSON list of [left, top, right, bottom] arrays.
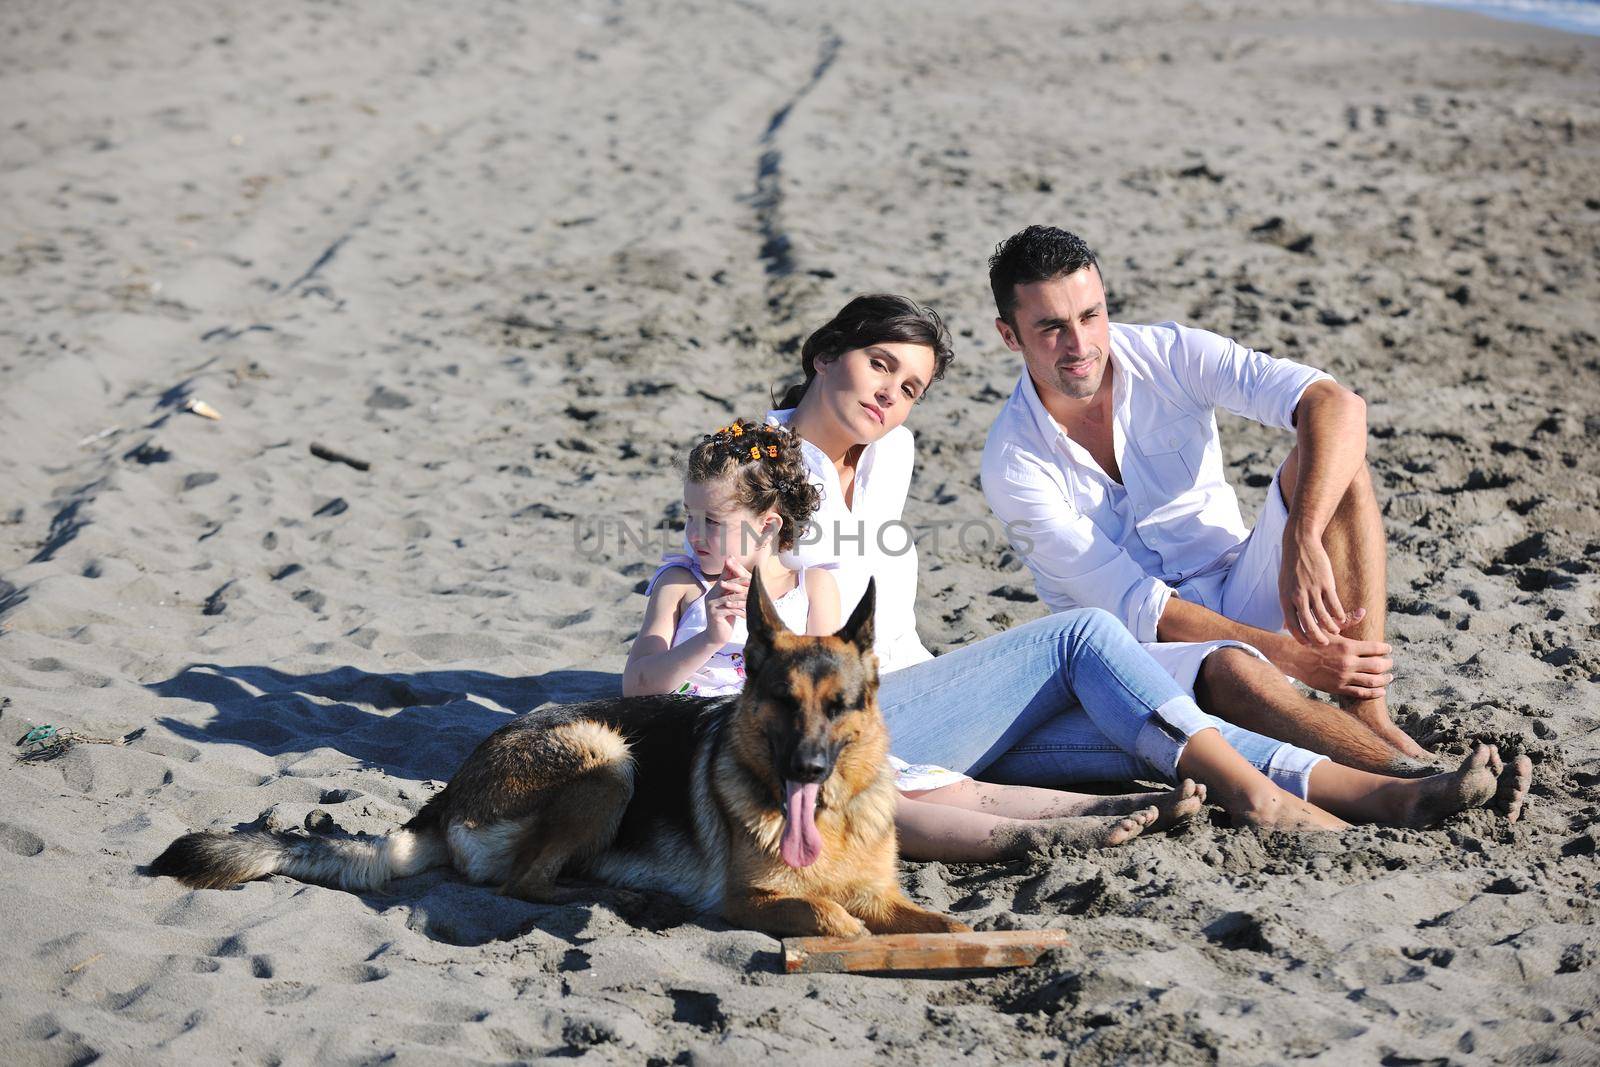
[[767, 408, 932, 674]]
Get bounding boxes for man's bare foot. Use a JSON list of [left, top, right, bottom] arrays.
[[1078, 779, 1207, 832], [1391, 743, 1532, 827], [1493, 750, 1533, 823], [1392, 743, 1496, 827], [1343, 697, 1430, 759], [990, 807, 1157, 858], [1234, 792, 1350, 831], [1384, 755, 1447, 780]]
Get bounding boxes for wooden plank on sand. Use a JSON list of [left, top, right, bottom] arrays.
[[783, 929, 1068, 974]]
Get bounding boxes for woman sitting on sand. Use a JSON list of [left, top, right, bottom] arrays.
[[767, 293, 1529, 850], [624, 417, 1204, 860]]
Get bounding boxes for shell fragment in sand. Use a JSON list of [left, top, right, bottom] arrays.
[[184, 398, 222, 420], [76, 425, 120, 447]]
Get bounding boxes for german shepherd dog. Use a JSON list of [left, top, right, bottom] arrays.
[[152, 574, 969, 939]]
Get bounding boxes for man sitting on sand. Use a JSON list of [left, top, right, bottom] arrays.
[[979, 225, 1519, 799]]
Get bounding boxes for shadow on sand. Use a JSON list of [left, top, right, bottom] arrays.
[[144, 661, 717, 946], [148, 662, 619, 780]]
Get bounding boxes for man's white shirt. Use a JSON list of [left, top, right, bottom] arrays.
[[980, 321, 1333, 642]]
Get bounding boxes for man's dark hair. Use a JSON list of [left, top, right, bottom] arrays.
[[988, 226, 1101, 327], [776, 293, 955, 410]]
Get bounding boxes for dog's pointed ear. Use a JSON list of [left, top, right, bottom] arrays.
[[743, 568, 787, 678], [834, 578, 875, 655]]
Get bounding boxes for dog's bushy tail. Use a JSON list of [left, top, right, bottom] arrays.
[[150, 823, 447, 892]]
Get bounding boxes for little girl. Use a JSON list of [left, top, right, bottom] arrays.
[[623, 419, 839, 698], [624, 419, 1202, 859]]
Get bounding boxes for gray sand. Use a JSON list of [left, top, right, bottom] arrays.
[[2, 0, 1598, 1062]]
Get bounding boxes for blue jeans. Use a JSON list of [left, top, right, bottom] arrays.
[[877, 608, 1327, 798]]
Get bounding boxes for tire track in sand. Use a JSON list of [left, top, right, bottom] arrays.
[[749, 32, 842, 285]]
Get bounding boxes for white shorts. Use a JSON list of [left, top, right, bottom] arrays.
[[1138, 638, 1269, 699], [1173, 463, 1292, 634], [1144, 463, 1292, 696]]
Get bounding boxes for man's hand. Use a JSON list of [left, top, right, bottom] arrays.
[[1281, 632, 1394, 700], [1279, 530, 1365, 645]]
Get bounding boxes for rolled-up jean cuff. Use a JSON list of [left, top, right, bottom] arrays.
[[1133, 696, 1214, 779], [1265, 743, 1330, 800]]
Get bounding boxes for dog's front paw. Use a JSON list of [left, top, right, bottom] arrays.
[[926, 913, 972, 935], [869, 904, 971, 935], [898, 908, 970, 935], [821, 911, 870, 939]]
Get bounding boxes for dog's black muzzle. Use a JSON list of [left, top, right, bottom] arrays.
[[781, 737, 835, 785]]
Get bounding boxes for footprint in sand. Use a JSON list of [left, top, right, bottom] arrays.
[[0, 823, 46, 857], [337, 962, 389, 984], [209, 934, 247, 959], [21, 1013, 99, 1065], [668, 989, 727, 1033], [260, 982, 318, 1007]]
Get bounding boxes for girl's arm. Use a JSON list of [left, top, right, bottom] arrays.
[[803, 567, 841, 635], [622, 569, 724, 696]]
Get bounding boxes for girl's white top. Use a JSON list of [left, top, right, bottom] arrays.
[[765, 408, 932, 675], [648, 554, 810, 697]]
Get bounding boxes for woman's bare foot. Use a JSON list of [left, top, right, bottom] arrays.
[[1077, 780, 1207, 832], [990, 807, 1157, 858], [1382, 743, 1532, 827], [1234, 792, 1350, 831]]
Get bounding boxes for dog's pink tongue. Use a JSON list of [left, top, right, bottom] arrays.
[[780, 780, 822, 868]]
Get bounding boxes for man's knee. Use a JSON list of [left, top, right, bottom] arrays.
[[1282, 451, 1375, 514], [1197, 647, 1269, 697]]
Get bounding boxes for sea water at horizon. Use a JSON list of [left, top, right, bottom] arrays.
[[1395, 0, 1600, 36]]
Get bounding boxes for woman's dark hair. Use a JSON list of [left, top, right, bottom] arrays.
[[988, 226, 1101, 328], [686, 419, 821, 553], [776, 293, 955, 411]]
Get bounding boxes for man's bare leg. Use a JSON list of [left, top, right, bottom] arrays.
[[1196, 649, 1437, 777], [1280, 451, 1430, 758]]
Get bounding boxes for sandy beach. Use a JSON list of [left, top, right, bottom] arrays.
[[3, 0, 1599, 1062]]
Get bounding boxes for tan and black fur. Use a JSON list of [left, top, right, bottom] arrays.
[[151, 575, 968, 939]]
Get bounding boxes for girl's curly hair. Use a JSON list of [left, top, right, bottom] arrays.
[[686, 418, 821, 552]]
